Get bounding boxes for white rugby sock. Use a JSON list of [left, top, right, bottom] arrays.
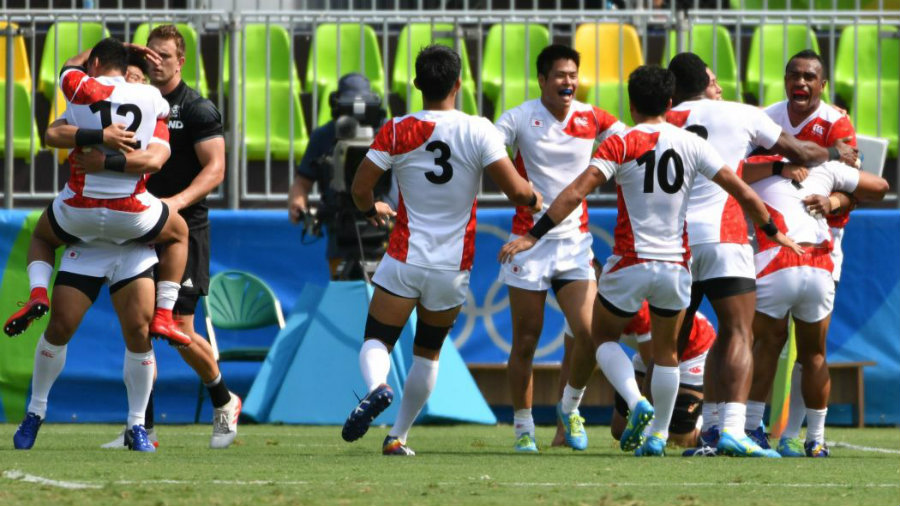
[[723, 402, 748, 435], [596, 342, 642, 411], [783, 363, 806, 439], [513, 408, 535, 438], [27, 335, 67, 419], [155, 281, 180, 311], [560, 384, 586, 415], [388, 356, 438, 443], [805, 408, 828, 443], [123, 349, 155, 427], [27, 261, 53, 291], [701, 401, 719, 432], [648, 365, 679, 440], [359, 339, 391, 393], [744, 400, 766, 431]]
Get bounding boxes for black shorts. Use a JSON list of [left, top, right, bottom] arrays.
[[55, 267, 155, 303], [158, 223, 210, 315]]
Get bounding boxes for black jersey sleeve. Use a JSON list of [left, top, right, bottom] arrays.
[[184, 98, 224, 144]]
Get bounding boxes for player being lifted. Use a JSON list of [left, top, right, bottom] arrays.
[[341, 45, 541, 456], [664, 52, 857, 456], [500, 65, 801, 457], [494, 44, 626, 452], [4, 38, 191, 348]]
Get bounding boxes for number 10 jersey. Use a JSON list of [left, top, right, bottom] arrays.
[[366, 109, 509, 271]]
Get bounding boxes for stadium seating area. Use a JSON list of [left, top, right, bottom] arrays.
[[0, 10, 897, 202]]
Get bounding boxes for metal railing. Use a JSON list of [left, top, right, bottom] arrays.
[[1, 8, 898, 209]]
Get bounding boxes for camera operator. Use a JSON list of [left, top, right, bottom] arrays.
[[288, 73, 391, 280]]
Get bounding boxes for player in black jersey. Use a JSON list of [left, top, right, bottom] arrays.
[[101, 24, 240, 450]]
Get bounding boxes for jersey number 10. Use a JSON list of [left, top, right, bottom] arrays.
[[637, 148, 685, 194]]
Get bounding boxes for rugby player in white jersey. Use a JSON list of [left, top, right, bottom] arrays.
[[664, 52, 857, 456], [494, 44, 626, 452], [739, 155, 887, 457], [3, 38, 191, 348], [13, 240, 161, 452], [746, 50, 860, 455], [500, 65, 801, 457], [340, 45, 541, 456]]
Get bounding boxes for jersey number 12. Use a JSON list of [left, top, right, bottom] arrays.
[[89, 101, 144, 149]]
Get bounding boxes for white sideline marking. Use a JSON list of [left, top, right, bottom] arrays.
[[3, 470, 100, 490], [829, 441, 900, 455]]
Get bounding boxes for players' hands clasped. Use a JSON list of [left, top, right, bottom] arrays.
[[72, 147, 106, 174], [802, 194, 832, 218], [366, 201, 396, 228], [498, 234, 538, 264], [782, 164, 809, 183], [773, 231, 805, 256], [834, 137, 859, 167], [102, 123, 137, 153]]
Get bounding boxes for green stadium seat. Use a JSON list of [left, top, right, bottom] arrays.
[[393, 23, 477, 115], [131, 22, 209, 97], [306, 23, 386, 126], [834, 25, 899, 156], [664, 25, 740, 102], [744, 24, 820, 106], [0, 82, 40, 159], [574, 23, 643, 125], [223, 24, 308, 161], [38, 22, 109, 101], [481, 23, 550, 120]]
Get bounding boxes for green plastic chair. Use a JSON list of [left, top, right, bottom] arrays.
[[482, 23, 550, 120], [393, 23, 477, 115], [131, 22, 209, 97], [306, 23, 386, 126], [744, 25, 820, 106], [664, 25, 740, 102], [223, 24, 309, 161], [197, 270, 286, 422], [38, 22, 109, 101], [0, 82, 40, 159], [834, 25, 899, 156]]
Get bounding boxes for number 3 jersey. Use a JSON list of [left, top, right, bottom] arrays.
[[366, 109, 509, 271], [60, 66, 170, 200], [590, 122, 725, 262]]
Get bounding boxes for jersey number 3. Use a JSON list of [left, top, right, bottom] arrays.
[[89, 101, 143, 149], [425, 140, 453, 184], [638, 148, 684, 194]]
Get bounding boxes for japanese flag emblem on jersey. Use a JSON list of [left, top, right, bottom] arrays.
[[531, 119, 543, 128]]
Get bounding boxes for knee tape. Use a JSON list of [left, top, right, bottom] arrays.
[[413, 320, 451, 351], [364, 314, 404, 347]]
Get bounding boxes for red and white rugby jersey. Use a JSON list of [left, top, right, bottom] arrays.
[[667, 99, 782, 246], [495, 99, 625, 239], [591, 122, 724, 263], [620, 301, 715, 361], [60, 67, 170, 201], [765, 100, 858, 229], [749, 159, 859, 278], [366, 109, 509, 271]]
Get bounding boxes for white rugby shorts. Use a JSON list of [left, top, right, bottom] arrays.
[[830, 227, 845, 282], [631, 350, 706, 387], [690, 242, 755, 283], [499, 232, 594, 291], [756, 266, 835, 323], [372, 254, 471, 311], [59, 240, 158, 286], [50, 186, 166, 245], [597, 255, 692, 314]]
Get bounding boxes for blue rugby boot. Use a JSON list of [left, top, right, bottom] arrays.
[[556, 402, 588, 451], [776, 436, 806, 457], [745, 422, 771, 450], [804, 440, 830, 458], [342, 383, 394, 442], [124, 424, 156, 452], [13, 412, 43, 450], [718, 429, 781, 458], [620, 397, 654, 452], [635, 432, 667, 456], [514, 433, 538, 453]]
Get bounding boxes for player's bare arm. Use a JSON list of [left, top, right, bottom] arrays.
[[741, 160, 809, 184], [351, 158, 396, 227], [483, 157, 543, 212], [45, 119, 138, 153], [711, 166, 805, 255], [772, 131, 858, 167], [804, 171, 888, 216], [74, 142, 171, 175], [164, 137, 226, 213], [497, 165, 603, 263]]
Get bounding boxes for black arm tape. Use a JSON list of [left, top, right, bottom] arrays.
[[828, 146, 840, 161], [760, 217, 779, 237], [104, 152, 127, 173], [364, 314, 404, 348], [413, 320, 452, 351], [364, 206, 377, 218], [528, 213, 557, 240], [527, 192, 538, 208], [772, 161, 785, 176], [75, 128, 103, 147]]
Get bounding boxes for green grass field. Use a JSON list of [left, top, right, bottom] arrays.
[[0, 424, 897, 506]]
